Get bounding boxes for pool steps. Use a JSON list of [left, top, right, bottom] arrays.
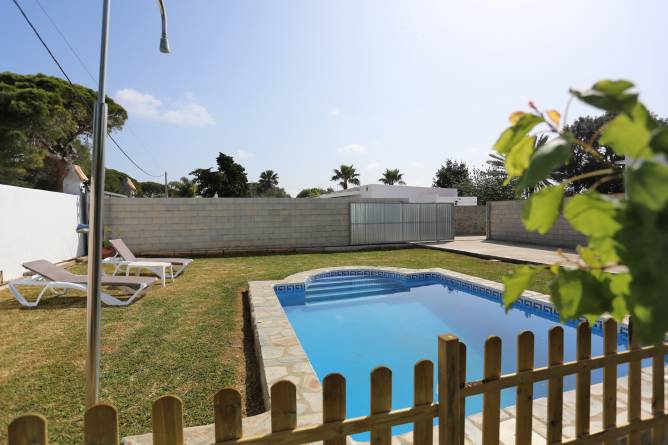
[[305, 277, 408, 302]]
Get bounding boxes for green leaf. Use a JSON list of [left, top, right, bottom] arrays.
[[599, 103, 654, 159], [611, 295, 629, 322], [549, 269, 612, 321], [494, 114, 544, 155], [502, 266, 541, 309], [565, 193, 622, 267], [517, 134, 573, 189], [577, 246, 605, 268], [608, 273, 630, 321], [614, 201, 668, 343], [522, 185, 564, 234], [626, 161, 668, 211], [571, 79, 638, 114], [563, 192, 621, 237], [587, 236, 621, 266], [577, 238, 621, 268], [504, 136, 535, 180], [592, 79, 635, 95], [649, 127, 668, 155]]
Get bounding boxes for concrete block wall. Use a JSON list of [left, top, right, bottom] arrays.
[[487, 200, 586, 249], [104, 198, 351, 255], [454, 205, 486, 236]]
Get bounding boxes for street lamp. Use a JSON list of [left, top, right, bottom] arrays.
[[158, 0, 170, 54], [85, 0, 170, 408]]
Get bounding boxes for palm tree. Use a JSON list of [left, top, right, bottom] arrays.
[[379, 168, 405, 185], [331, 165, 360, 190], [486, 134, 551, 196], [258, 170, 279, 192]]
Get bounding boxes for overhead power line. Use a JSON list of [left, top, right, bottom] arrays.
[[11, 0, 163, 179], [32, 0, 164, 170], [32, 0, 97, 82], [108, 134, 163, 178], [12, 0, 72, 84]]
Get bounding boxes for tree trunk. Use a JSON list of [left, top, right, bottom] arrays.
[[47, 155, 70, 193]]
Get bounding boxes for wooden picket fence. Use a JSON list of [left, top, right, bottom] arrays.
[[7, 319, 668, 445]]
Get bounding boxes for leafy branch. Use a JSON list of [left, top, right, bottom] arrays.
[[563, 168, 616, 185], [494, 79, 668, 344]]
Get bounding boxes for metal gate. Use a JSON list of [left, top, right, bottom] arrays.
[[350, 202, 454, 245]]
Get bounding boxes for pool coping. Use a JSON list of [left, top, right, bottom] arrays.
[[122, 265, 656, 445]]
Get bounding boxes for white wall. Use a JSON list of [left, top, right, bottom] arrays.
[[0, 185, 84, 281]]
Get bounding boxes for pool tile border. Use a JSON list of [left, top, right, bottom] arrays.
[[273, 267, 628, 336]]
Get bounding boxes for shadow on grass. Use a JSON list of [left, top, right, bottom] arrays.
[[242, 290, 265, 416], [0, 285, 155, 311], [0, 295, 88, 310]]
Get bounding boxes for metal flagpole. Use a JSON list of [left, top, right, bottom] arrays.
[[84, 0, 110, 408], [85, 0, 170, 408]]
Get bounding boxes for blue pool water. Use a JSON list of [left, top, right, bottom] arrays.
[[276, 271, 641, 439]]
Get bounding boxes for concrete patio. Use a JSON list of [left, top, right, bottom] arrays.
[[417, 236, 581, 267]]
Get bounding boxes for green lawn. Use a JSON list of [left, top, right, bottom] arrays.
[[0, 248, 551, 443]]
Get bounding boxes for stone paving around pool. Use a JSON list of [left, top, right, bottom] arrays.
[[122, 266, 666, 445]]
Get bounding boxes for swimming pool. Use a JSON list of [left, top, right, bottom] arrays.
[[274, 269, 641, 439]]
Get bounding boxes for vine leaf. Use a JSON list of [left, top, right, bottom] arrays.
[[509, 111, 525, 124], [549, 269, 613, 323], [502, 266, 541, 309], [570, 79, 638, 114], [563, 192, 621, 237], [522, 185, 564, 234], [504, 136, 535, 181], [586, 237, 620, 266], [626, 162, 668, 211], [615, 199, 668, 343], [546, 109, 561, 127], [609, 273, 631, 321], [650, 127, 668, 154], [577, 246, 605, 268], [600, 103, 654, 159], [517, 134, 573, 189], [494, 114, 544, 155], [592, 79, 635, 95]]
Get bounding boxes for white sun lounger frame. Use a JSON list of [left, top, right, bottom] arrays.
[[8, 274, 151, 308]]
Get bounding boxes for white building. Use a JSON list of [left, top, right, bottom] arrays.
[[319, 184, 477, 205], [62, 164, 88, 195]]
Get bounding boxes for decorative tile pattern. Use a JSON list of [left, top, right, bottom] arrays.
[[276, 267, 631, 338]]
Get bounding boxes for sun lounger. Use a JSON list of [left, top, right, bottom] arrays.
[[8, 260, 157, 308], [108, 239, 193, 278]]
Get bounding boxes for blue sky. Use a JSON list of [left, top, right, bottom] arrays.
[[2, 0, 668, 195]]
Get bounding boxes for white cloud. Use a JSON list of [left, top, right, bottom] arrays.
[[234, 149, 255, 161], [337, 143, 366, 154], [329, 107, 341, 117], [115, 88, 215, 126]]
